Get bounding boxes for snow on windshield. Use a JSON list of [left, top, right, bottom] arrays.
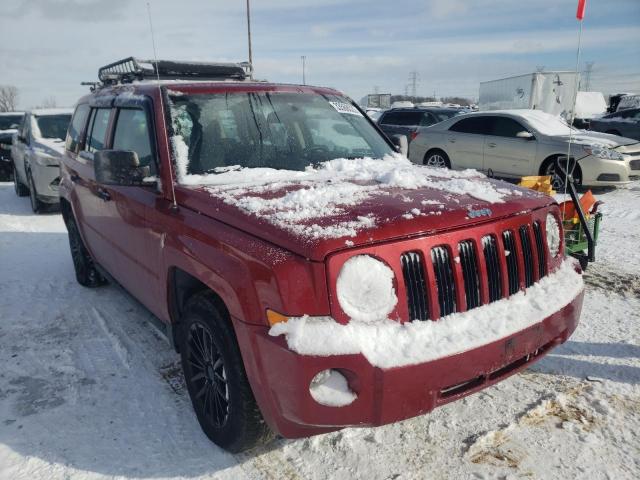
[[187, 155, 518, 240], [518, 110, 577, 136]]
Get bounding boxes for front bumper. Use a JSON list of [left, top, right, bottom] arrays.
[[579, 154, 638, 186], [30, 162, 60, 203], [235, 290, 584, 438]]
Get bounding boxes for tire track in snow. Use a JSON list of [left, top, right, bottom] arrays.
[[92, 307, 131, 370]]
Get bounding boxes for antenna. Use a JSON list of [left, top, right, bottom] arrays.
[[146, 1, 178, 211]]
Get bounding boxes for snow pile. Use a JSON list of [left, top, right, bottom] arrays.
[[574, 92, 607, 119], [270, 259, 583, 369], [336, 255, 397, 323], [173, 153, 516, 239], [309, 370, 357, 407]]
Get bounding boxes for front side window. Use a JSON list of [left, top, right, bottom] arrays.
[[449, 116, 488, 134], [34, 114, 72, 140], [112, 109, 155, 174], [86, 108, 111, 153], [0, 115, 23, 130], [380, 111, 423, 126], [169, 91, 394, 178], [66, 104, 90, 152], [487, 117, 527, 138]]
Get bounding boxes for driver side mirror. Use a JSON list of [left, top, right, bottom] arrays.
[[516, 131, 534, 140], [391, 134, 409, 156], [94, 150, 151, 186]]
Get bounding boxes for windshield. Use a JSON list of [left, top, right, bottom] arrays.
[[519, 111, 578, 136], [168, 91, 394, 179], [0, 115, 23, 130], [35, 114, 72, 140]]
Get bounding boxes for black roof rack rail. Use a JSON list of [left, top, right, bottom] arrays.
[[97, 57, 251, 85]]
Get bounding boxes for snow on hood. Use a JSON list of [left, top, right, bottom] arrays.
[[34, 137, 66, 157], [270, 259, 584, 369], [189, 155, 526, 240], [559, 131, 637, 149]]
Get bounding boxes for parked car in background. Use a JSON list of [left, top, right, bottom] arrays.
[[377, 107, 465, 142], [59, 57, 584, 453], [589, 108, 640, 141], [0, 112, 24, 180], [408, 109, 640, 188], [12, 108, 72, 212]]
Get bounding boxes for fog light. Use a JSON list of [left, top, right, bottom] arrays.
[[596, 173, 620, 182], [309, 369, 357, 407]]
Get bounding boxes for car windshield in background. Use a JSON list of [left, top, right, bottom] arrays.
[[169, 91, 394, 177], [35, 114, 71, 140], [0, 115, 23, 130], [432, 110, 463, 122]]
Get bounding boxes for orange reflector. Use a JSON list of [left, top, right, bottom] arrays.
[[266, 309, 289, 326]]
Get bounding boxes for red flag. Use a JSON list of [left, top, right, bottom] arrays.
[[576, 0, 587, 20]]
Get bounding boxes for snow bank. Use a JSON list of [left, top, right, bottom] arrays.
[[270, 259, 583, 369], [181, 155, 515, 240]]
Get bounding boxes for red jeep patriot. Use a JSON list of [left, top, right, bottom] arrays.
[[60, 58, 584, 452]]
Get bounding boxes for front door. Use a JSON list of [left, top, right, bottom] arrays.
[[445, 116, 488, 170], [483, 116, 538, 178]]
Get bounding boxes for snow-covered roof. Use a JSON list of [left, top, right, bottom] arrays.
[[30, 108, 73, 116], [0, 111, 25, 116]]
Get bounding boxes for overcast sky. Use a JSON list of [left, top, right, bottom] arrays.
[[1, 0, 639, 109]]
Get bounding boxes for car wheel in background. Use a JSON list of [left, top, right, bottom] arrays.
[[13, 165, 29, 197], [424, 150, 451, 169], [66, 215, 107, 288], [543, 157, 582, 190], [27, 170, 45, 213], [179, 292, 273, 453]]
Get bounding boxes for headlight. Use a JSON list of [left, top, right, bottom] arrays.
[[582, 145, 624, 161], [336, 255, 397, 323], [546, 213, 561, 257]]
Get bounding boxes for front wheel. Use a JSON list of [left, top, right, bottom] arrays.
[[543, 157, 582, 190], [27, 171, 45, 213], [179, 293, 272, 453], [13, 165, 29, 197], [424, 150, 451, 169], [66, 215, 106, 288]]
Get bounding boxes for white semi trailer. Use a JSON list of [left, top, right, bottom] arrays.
[[479, 72, 580, 117]]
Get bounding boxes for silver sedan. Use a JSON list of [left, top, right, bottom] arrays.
[[408, 109, 640, 188]]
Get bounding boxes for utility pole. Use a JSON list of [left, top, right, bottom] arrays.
[[408, 71, 420, 98], [246, 0, 253, 78], [301, 55, 306, 85], [583, 61, 594, 91]]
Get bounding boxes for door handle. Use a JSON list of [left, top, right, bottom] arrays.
[[448, 138, 456, 143], [96, 188, 111, 202], [487, 142, 497, 148]]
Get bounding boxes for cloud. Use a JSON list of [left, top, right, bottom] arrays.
[[427, 0, 469, 19], [6, 0, 129, 22]]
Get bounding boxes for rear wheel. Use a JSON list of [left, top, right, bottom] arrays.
[[542, 157, 582, 190], [179, 293, 272, 453], [13, 165, 28, 197], [66, 215, 106, 288], [424, 150, 451, 169], [27, 171, 45, 213]]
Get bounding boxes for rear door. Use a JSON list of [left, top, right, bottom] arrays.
[[378, 110, 426, 139], [445, 116, 488, 170], [483, 116, 538, 177]]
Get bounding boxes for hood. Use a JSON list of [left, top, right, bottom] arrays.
[[176, 156, 553, 261], [33, 137, 65, 158], [554, 130, 638, 149]]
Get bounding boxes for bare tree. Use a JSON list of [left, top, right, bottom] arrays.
[[0, 85, 19, 112], [40, 96, 58, 109]]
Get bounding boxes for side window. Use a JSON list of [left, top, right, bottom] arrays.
[[449, 116, 489, 134], [85, 108, 111, 154], [112, 109, 156, 175], [419, 112, 438, 126], [379, 111, 403, 125], [487, 117, 527, 138], [66, 104, 90, 153]]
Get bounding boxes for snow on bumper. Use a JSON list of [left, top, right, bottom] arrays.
[[270, 259, 583, 369]]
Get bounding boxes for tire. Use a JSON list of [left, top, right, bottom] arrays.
[[66, 215, 107, 288], [423, 149, 451, 169], [179, 293, 273, 453], [27, 170, 46, 213], [542, 157, 582, 190], [13, 164, 29, 197]]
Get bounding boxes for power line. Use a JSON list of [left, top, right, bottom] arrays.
[[408, 71, 420, 98]]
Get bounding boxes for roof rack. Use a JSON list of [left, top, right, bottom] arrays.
[[97, 57, 251, 85]]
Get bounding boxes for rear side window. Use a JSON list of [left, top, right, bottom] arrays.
[[380, 111, 424, 126], [66, 104, 90, 153], [449, 116, 489, 134], [86, 108, 111, 153], [486, 117, 527, 138], [112, 109, 156, 175]]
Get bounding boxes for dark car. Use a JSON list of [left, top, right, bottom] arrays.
[[377, 107, 465, 142], [589, 108, 640, 141], [0, 112, 24, 180], [59, 57, 583, 453]]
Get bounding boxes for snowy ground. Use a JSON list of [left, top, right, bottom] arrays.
[[0, 181, 639, 480]]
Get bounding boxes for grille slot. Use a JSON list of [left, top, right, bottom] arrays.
[[482, 235, 502, 303], [519, 225, 535, 288], [502, 230, 520, 295], [458, 240, 480, 310], [400, 252, 429, 321], [532, 222, 547, 279], [431, 246, 457, 317]]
